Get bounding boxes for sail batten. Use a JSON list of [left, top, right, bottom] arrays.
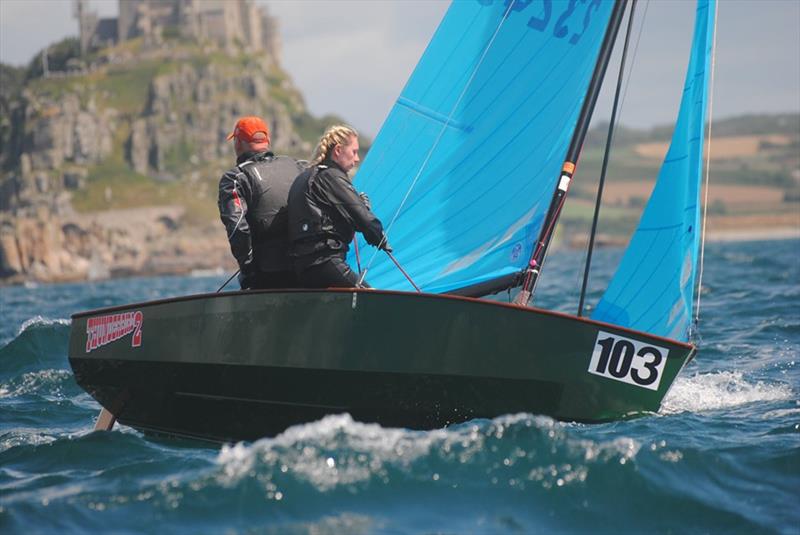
[[352, 0, 617, 293], [592, 0, 716, 342]]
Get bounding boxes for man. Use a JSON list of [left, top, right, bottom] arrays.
[[287, 124, 390, 288], [218, 116, 305, 289]]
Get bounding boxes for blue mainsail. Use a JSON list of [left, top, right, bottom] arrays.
[[350, 0, 615, 293], [591, 0, 716, 341]]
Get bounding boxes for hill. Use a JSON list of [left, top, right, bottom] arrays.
[[561, 113, 800, 246], [0, 34, 349, 284]]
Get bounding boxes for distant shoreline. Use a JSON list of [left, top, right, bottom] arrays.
[[705, 227, 800, 243], [2, 224, 797, 287], [564, 226, 799, 250]]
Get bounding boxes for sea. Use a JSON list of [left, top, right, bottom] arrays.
[[0, 238, 797, 534]]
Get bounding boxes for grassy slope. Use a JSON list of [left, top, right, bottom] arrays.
[[25, 39, 347, 222]]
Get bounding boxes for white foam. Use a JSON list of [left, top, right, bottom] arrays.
[[760, 407, 800, 420], [0, 369, 71, 398], [17, 316, 71, 336], [661, 370, 794, 414], [0, 430, 57, 453], [217, 441, 256, 482]]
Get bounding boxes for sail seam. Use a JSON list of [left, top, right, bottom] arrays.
[[396, 98, 473, 132]]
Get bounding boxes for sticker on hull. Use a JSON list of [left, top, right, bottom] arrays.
[[587, 331, 669, 391], [86, 311, 143, 353]]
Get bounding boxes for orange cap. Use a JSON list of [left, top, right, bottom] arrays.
[[226, 116, 270, 143]]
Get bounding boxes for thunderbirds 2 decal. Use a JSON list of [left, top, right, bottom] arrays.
[[85, 311, 143, 353]]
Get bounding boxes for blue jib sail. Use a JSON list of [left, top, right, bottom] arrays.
[[592, 0, 716, 342], [350, 0, 614, 293]]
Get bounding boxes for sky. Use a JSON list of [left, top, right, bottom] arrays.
[[1, 0, 798, 137]]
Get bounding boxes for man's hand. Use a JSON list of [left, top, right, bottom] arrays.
[[379, 238, 393, 253], [237, 258, 256, 289]]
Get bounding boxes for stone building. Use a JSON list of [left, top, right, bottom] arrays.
[[75, 0, 281, 59], [74, 0, 118, 55]]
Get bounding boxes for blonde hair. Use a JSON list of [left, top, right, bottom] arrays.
[[311, 125, 358, 167]]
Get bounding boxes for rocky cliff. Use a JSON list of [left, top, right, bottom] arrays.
[[1, 37, 335, 284]]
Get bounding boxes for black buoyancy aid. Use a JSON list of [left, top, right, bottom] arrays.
[[287, 163, 384, 260], [238, 154, 304, 272]]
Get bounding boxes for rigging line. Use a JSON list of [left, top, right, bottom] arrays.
[[360, 0, 518, 278], [578, 0, 638, 317], [353, 237, 362, 275], [386, 251, 421, 292], [613, 0, 649, 130], [694, 0, 719, 329], [216, 270, 240, 293]]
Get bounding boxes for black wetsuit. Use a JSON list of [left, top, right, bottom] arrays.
[[287, 160, 386, 288], [218, 151, 305, 289]]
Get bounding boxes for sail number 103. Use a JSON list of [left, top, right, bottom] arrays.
[[587, 331, 669, 391]]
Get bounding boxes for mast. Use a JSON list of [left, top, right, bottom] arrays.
[[514, 0, 630, 307]]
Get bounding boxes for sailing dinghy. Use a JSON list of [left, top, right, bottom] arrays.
[[68, 0, 716, 443]]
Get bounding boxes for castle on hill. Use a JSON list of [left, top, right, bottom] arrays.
[[74, 0, 280, 59]]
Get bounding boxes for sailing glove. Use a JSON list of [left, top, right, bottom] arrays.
[[238, 257, 256, 289], [379, 236, 393, 253]]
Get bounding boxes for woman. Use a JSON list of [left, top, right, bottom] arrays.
[[287, 125, 390, 288]]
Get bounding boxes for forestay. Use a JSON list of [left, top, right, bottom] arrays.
[[351, 0, 615, 293], [592, 0, 716, 341]]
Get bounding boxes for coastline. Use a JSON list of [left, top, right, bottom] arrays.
[[4, 226, 797, 288], [565, 224, 799, 251], [705, 226, 800, 243]]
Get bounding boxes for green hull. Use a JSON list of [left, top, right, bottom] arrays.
[[68, 289, 694, 442]]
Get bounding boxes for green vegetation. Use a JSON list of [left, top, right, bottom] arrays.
[[713, 114, 800, 136], [162, 138, 196, 175], [73, 123, 153, 211], [96, 61, 167, 114], [26, 56, 167, 116], [25, 37, 80, 81], [293, 113, 343, 147], [71, 119, 219, 223], [579, 114, 800, 188], [0, 64, 26, 170], [0, 64, 25, 99]]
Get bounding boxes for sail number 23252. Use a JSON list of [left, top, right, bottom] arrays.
[[587, 331, 669, 391]]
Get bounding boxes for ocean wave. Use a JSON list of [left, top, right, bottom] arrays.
[[661, 370, 793, 414], [0, 316, 72, 376], [16, 316, 71, 337], [0, 429, 59, 452], [214, 413, 643, 495]]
